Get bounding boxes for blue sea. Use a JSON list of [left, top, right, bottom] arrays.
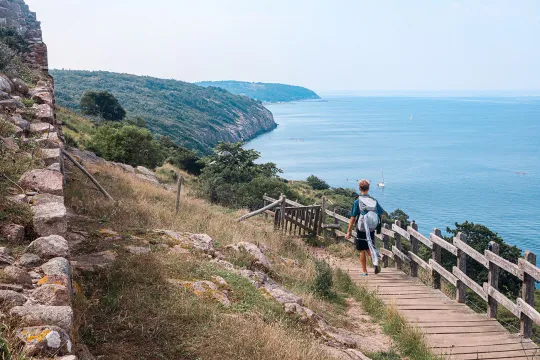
[[245, 95, 540, 255]]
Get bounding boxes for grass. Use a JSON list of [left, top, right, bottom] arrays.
[[58, 107, 95, 149]]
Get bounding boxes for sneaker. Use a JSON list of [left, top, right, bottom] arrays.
[[359, 273, 368, 277], [374, 265, 381, 274]]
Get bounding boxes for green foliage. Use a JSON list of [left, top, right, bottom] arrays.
[[51, 70, 275, 154], [87, 123, 164, 168], [159, 136, 204, 175], [196, 80, 320, 103], [22, 99, 34, 107], [383, 209, 410, 228], [80, 90, 126, 121], [306, 174, 330, 190], [0, 29, 40, 83], [0, 28, 28, 53], [312, 260, 334, 298]]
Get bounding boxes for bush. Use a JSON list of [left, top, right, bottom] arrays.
[[306, 175, 329, 190], [80, 90, 126, 121], [312, 260, 334, 298]]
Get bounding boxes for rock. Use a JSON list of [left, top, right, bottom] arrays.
[[2, 266, 32, 287], [36, 131, 63, 149], [135, 173, 159, 185], [47, 162, 61, 172], [0, 283, 23, 292], [31, 284, 69, 306], [343, 349, 371, 360], [0, 136, 19, 151], [33, 202, 67, 236], [38, 148, 60, 166], [65, 232, 85, 249], [11, 305, 73, 332], [37, 274, 70, 288], [0, 290, 27, 307], [42, 257, 70, 276], [0, 75, 13, 94], [169, 245, 190, 255], [0, 252, 15, 267], [0, 91, 9, 100], [136, 166, 154, 177], [0, 247, 11, 256], [17, 325, 72, 356], [284, 303, 319, 323], [98, 228, 118, 236], [1, 223, 25, 243], [58, 356, 78, 360], [261, 280, 303, 305], [118, 163, 135, 173], [0, 99, 24, 111], [211, 276, 231, 291], [30, 193, 64, 206], [125, 246, 150, 255], [237, 269, 269, 288], [9, 115, 30, 132], [209, 258, 235, 270], [19, 169, 64, 195], [19, 253, 42, 268], [11, 78, 29, 95], [72, 251, 116, 272], [170, 279, 231, 307], [74, 343, 95, 360], [226, 242, 271, 271], [188, 234, 214, 253], [6, 194, 27, 204], [27, 235, 69, 259], [34, 104, 54, 123], [70, 148, 103, 165], [30, 121, 52, 134], [30, 90, 53, 105]]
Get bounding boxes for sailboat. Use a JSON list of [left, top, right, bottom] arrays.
[[377, 171, 385, 188], [410, 114, 413, 121]]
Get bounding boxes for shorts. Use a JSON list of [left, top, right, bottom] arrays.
[[355, 231, 375, 251]]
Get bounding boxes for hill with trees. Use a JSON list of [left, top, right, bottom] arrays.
[[196, 80, 321, 103], [50, 70, 277, 154]]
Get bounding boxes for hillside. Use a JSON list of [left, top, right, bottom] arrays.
[[196, 80, 321, 103], [50, 70, 277, 154]]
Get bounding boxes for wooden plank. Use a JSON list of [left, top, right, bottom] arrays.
[[430, 232, 458, 255], [517, 298, 540, 326], [421, 325, 507, 334], [409, 222, 420, 277], [429, 259, 458, 287], [456, 232, 468, 303], [381, 227, 395, 238], [379, 248, 394, 259], [392, 223, 411, 240], [432, 228, 443, 289], [521, 251, 537, 338], [519, 258, 540, 282], [408, 251, 432, 272], [324, 209, 349, 224], [483, 250, 523, 279], [487, 241, 500, 318], [392, 246, 411, 263], [454, 237, 489, 268], [483, 283, 520, 317], [408, 226, 433, 248], [453, 266, 488, 301]]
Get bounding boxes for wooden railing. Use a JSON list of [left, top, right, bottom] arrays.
[[259, 195, 540, 339]]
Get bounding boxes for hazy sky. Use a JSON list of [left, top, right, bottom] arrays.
[[26, 0, 540, 92]]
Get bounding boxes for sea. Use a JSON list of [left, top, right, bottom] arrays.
[[245, 94, 540, 256]]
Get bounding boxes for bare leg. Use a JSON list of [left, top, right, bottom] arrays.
[[359, 250, 368, 273]]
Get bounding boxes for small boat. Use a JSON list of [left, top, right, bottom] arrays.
[[378, 171, 385, 187], [410, 114, 413, 121]]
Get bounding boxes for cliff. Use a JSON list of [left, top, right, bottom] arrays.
[[196, 80, 321, 103], [51, 70, 277, 154]]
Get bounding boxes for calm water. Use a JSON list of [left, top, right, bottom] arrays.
[[246, 96, 540, 255]]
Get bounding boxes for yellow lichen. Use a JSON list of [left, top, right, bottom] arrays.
[[26, 329, 51, 343], [37, 276, 49, 286]]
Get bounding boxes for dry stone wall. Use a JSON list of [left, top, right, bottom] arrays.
[[0, 1, 79, 358]]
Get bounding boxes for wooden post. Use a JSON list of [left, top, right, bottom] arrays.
[[487, 241, 500, 318], [456, 232, 467, 303], [410, 221, 419, 278], [395, 220, 403, 270], [321, 197, 327, 237], [263, 193, 268, 220], [280, 195, 286, 232], [521, 250, 536, 338], [175, 175, 183, 215], [382, 224, 390, 268], [431, 228, 442, 290]]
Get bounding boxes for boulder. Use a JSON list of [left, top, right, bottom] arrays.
[[11, 78, 29, 95], [11, 305, 73, 332], [284, 303, 319, 323], [47, 162, 62, 172], [27, 235, 69, 259], [0, 252, 15, 267], [34, 103, 54, 123], [0, 290, 27, 307], [0, 91, 9, 100], [72, 251, 116, 272], [41, 257, 70, 276], [169, 279, 231, 307], [2, 266, 32, 287], [36, 131, 63, 149], [31, 284, 69, 306], [19, 169, 64, 195], [261, 280, 303, 305], [16, 325, 72, 357], [1, 223, 25, 243], [0, 136, 19, 151], [30, 90, 53, 105], [135, 173, 159, 185], [0, 99, 24, 112], [30, 193, 64, 206], [30, 121, 52, 134], [39, 148, 60, 165], [0, 75, 13, 94], [118, 163, 135, 173], [188, 233, 214, 253], [125, 246, 151, 255], [37, 274, 70, 288], [136, 166, 154, 177], [209, 258, 235, 270], [19, 253, 42, 268], [0, 284, 23, 292], [33, 201, 67, 236], [226, 242, 271, 271], [9, 114, 30, 132]]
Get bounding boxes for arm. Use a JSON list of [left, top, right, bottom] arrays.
[[346, 216, 355, 239]]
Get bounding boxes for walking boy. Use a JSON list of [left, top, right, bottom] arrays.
[[345, 179, 384, 276]]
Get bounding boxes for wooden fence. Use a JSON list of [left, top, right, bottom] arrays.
[[257, 194, 540, 340]]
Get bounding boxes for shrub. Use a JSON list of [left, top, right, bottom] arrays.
[[312, 260, 333, 298], [80, 90, 126, 121], [22, 99, 34, 107], [306, 175, 330, 190], [64, 132, 79, 148]]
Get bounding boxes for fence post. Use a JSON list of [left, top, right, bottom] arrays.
[[175, 175, 183, 215], [432, 228, 442, 290], [263, 193, 268, 220], [280, 195, 286, 232], [321, 197, 327, 237], [410, 221, 419, 278], [382, 224, 390, 268], [456, 232, 467, 303], [487, 241, 500, 318], [394, 220, 403, 270], [521, 250, 536, 338]]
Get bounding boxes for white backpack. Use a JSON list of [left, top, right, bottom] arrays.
[[356, 195, 380, 267]]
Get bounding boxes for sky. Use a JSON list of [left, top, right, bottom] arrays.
[[25, 0, 540, 93]]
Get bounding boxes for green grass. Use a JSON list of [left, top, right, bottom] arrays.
[[58, 107, 95, 148]]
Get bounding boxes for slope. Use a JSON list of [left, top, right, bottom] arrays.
[[50, 70, 277, 154]]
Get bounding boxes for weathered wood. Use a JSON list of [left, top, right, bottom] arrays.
[[62, 150, 115, 201], [520, 251, 536, 338], [409, 251, 432, 272], [392, 223, 411, 240], [392, 246, 412, 263], [322, 224, 341, 229], [324, 209, 349, 224], [456, 232, 467, 303], [382, 224, 391, 268], [483, 283, 519, 317], [453, 266, 488, 302], [381, 227, 395, 238], [410, 221, 419, 277], [454, 237, 489, 268], [408, 225, 433, 248], [175, 175, 183, 215], [518, 297, 540, 327], [483, 250, 523, 279], [263, 193, 268, 220], [487, 241, 500, 318], [394, 220, 403, 270], [274, 208, 279, 229], [430, 232, 458, 256], [429, 259, 458, 287], [320, 197, 326, 235], [519, 258, 540, 282], [280, 195, 286, 231], [237, 198, 282, 222], [432, 228, 442, 289], [379, 248, 394, 259]]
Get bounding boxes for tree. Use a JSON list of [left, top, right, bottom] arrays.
[[306, 175, 330, 190], [80, 90, 126, 121], [383, 209, 410, 229]]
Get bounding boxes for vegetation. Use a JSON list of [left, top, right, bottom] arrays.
[[50, 70, 276, 154], [306, 174, 330, 190], [0, 28, 41, 84], [80, 90, 126, 121], [196, 80, 321, 103]]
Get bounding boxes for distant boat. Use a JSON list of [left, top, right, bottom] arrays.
[[410, 114, 413, 121], [378, 171, 385, 188]]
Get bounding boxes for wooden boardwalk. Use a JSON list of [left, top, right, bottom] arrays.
[[340, 265, 540, 360]]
